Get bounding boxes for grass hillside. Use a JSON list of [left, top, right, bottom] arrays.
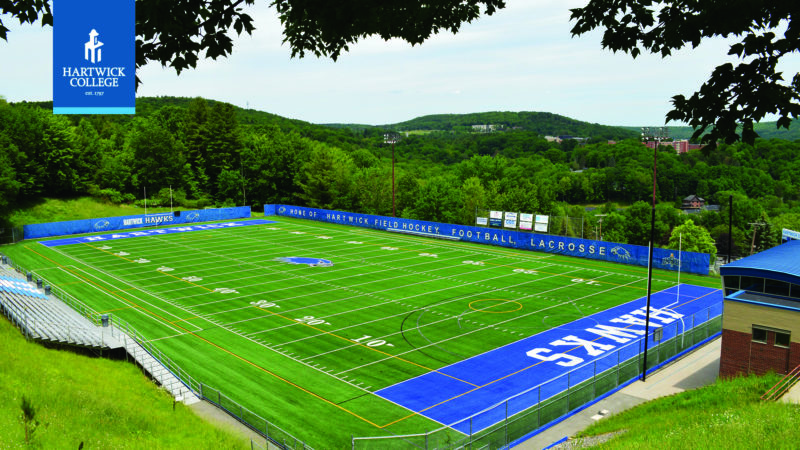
[[0, 314, 247, 448], [575, 372, 800, 448], [8, 197, 181, 227]]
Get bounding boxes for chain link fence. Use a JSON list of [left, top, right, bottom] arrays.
[[353, 304, 722, 449]]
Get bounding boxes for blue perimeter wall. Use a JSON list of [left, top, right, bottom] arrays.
[[23, 206, 251, 239], [266, 205, 710, 275]]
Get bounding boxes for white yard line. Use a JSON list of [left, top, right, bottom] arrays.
[[337, 274, 643, 375]]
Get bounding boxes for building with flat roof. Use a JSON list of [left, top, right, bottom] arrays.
[[719, 240, 800, 377]]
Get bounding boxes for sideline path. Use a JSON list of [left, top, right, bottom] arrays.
[[516, 337, 721, 449], [190, 400, 277, 449]]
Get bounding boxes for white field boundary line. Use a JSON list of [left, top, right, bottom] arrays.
[[233, 256, 527, 333], [50, 237, 379, 394], [64, 227, 470, 289], [45, 259, 190, 336], [278, 218, 679, 284], [61, 227, 384, 267], [65, 265, 205, 334], [142, 249, 441, 293], [303, 268, 601, 361], [259, 219, 556, 265], [125, 239, 466, 296], [196, 251, 487, 314], [54, 230, 426, 297], [286, 267, 583, 355], [147, 232, 507, 307], [46, 246, 209, 334], [109, 244, 454, 297], [338, 273, 643, 376], [206, 235, 571, 329]]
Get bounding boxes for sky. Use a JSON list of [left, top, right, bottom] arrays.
[[1, 0, 798, 127]]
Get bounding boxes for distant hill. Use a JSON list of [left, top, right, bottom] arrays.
[[383, 111, 640, 140]]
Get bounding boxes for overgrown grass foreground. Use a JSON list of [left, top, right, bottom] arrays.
[[577, 371, 800, 448], [0, 315, 247, 448]]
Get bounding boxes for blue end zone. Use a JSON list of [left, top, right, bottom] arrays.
[[376, 284, 722, 433], [38, 219, 277, 247]]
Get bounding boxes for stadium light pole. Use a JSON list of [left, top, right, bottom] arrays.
[[641, 126, 668, 382], [384, 132, 400, 217]]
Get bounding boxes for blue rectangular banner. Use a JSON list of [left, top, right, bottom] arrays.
[[23, 207, 251, 239], [268, 205, 711, 275], [53, 0, 135, 114]]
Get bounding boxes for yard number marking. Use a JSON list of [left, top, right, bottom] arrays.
[[295, 315, 330, 326], [462, 260, 485, 266], [214, 287, 238, 294], [353, 334, 394, 348], [251, 300, 279, 309]]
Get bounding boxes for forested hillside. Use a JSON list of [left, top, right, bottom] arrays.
[[2, 96, 799, 260]]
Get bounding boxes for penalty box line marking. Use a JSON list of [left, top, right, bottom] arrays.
[[30, 243, 390, 429]]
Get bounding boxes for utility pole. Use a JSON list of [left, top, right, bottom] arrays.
[[640, 126, 669, 382]]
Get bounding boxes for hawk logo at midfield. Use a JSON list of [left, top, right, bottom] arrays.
[[274, 257, 333, 267]]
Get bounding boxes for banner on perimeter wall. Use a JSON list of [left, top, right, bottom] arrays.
[[23, 207, 251, 239], [266, 205, 710, 275]]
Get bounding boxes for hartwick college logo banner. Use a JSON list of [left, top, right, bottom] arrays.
[[53, 0, 135, 114]]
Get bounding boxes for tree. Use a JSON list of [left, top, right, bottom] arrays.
[[1, 1, 505, 84], [570, 1, 799, 146], [294, 142, 355, 210], [667, 219, 717, 262], [413, 175, 460, 224]]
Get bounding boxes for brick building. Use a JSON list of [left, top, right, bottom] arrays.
[[719, 240, 800, 377]]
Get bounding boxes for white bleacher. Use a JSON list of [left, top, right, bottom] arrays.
[[0, 267, 115, 349], [0, 262, 198, 404]]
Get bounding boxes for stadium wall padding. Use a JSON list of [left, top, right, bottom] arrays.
[[23, 206, 251, 239], [266, 205, 710, 275]]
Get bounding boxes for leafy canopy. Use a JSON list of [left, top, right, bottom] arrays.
[[1, 0, 505, 84], [570, 1, 800, 146]]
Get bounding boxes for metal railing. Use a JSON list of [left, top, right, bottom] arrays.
[[1, 255, 310, 450], [352, 304, 722, 449], [762, 363, 800, 402]]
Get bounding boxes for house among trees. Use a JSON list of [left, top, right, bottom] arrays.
[[682, 195, 705, 210]]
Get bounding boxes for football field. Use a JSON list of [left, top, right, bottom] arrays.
[[4, 216, 720, 448]]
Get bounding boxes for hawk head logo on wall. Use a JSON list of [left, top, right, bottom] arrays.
[[85, 29, 104, 63]]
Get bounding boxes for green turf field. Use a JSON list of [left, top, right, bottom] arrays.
[[1, 216, 719, 448]]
